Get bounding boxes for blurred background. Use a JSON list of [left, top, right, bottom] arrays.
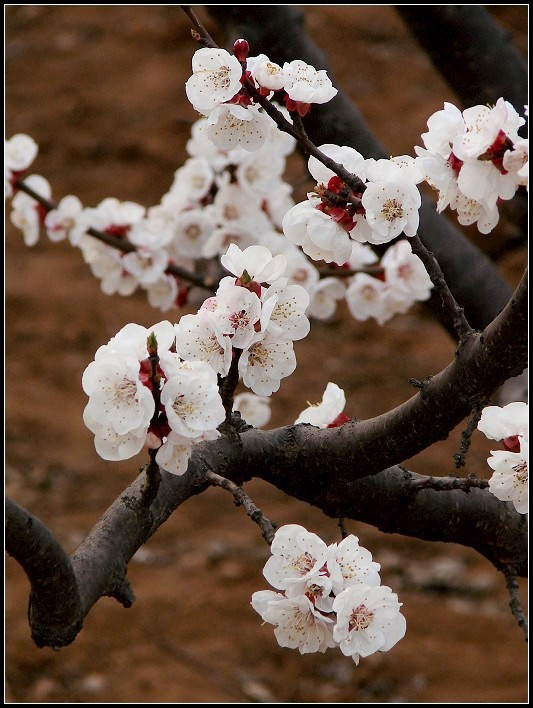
[[5, 6, 527, 702]]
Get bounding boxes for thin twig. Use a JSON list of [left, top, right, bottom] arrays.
[[454, 400, 489, 468], [204, 469, 277, 544], [13, 178, 214, 291], [180, 5, 218, 48], [503, 567, 528, 641], [411, 474, 489, 492], [410, 233, 474, 342]]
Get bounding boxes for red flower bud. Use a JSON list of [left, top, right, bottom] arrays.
[[233, 38, 249, 62]]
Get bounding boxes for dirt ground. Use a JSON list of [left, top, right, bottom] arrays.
[[5, 6, 528, 704]]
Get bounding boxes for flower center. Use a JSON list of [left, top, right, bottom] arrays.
[[293, 551, 316, 575], [348, 604, 375, 632], [229, 309, 251, 331], [185, 224, 201, 240], [381, 198, 404, 222], [172, 394, 196, 418], [247, 342, 269, 367], [512, 461, 528, 485]]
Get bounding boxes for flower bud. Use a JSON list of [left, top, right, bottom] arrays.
[[233, 38, 249, 62]]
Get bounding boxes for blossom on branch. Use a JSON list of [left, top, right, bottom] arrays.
[[185, 47, 243, 113], [477, 402, 528, 514], [252, 524, 406, 663], [282, 59, 338, 110], [251, 591, 336, 654], [5, 133, 38, 197], [416, 99, 528, 232], [332, 584, 406, 665]]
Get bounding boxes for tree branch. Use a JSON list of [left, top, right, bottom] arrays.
[[503, 567, 528, 642], [203, 468, 277, 544], [6, 270, 527, 647], [5, 497, 83, 648], [13, 178, 215, 291], [394, 6, 527, 115]]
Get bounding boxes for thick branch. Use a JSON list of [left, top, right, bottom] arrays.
[[5, 497, 83, 647], [7, 271, 527, 647], [395, 6, 527, 115], [206, 5, 517, 332]]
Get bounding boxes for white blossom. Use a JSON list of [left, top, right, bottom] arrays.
[[282, 199, 352, 265], [262, 278, 310, 341], [221, 243, 287, 284], [82, 352, 155, 435], [96, 320, 176, 361], [263, 524, 330, 593], [487, 438, 528, 515], [174, 311, 232, 376], [5, 133, 39, 172], [361, 180, 421, 242], [206, 104, 272, 152], [83, 408, 147, 462], [478, 402, 528, 442], [453, 98, 524, 161], [420, 101, 464, 158], [145, 274, 179, 312], [233, 392, 271, 428], [381, 240, 433, 303], [307, 277, 346, 320], [453, 193, 500, 234], [251, 590, 336, 654], [308, 144, 366, 186], [346, 273, 398, 326], [44, 195, 83, 243], [169, 207, 215, 260], [248, 55, 286, 91], [155, 432, 193, 476], [282, 60, 338, 105], [239, 332, 296, 395], [327, 536, 381, 595], [160, 360, 225, 438], [295, 382, 345, 427], [170, 156, 214, 202], [332, 584, 406, 664], [5, 133, 38, 196], [185, 47, 243, 113], [121, 247, 169, 286], [10, 174, 51, 246], [212, 286, 263, 349], [128, 216, 174, 250]]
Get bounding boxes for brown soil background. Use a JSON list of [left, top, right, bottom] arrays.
[[5, 6, 528, 703]]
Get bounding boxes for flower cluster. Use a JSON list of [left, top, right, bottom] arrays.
[[179, 243, 310, 396], [251, 524, 406, 663], [185, 43, 337, 153], [415, 99, 528, 233], [283, 146, 423, 264], [82, 243, 308, 467], [82, 320, 225, 475], [477, 402, 528, 514]]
